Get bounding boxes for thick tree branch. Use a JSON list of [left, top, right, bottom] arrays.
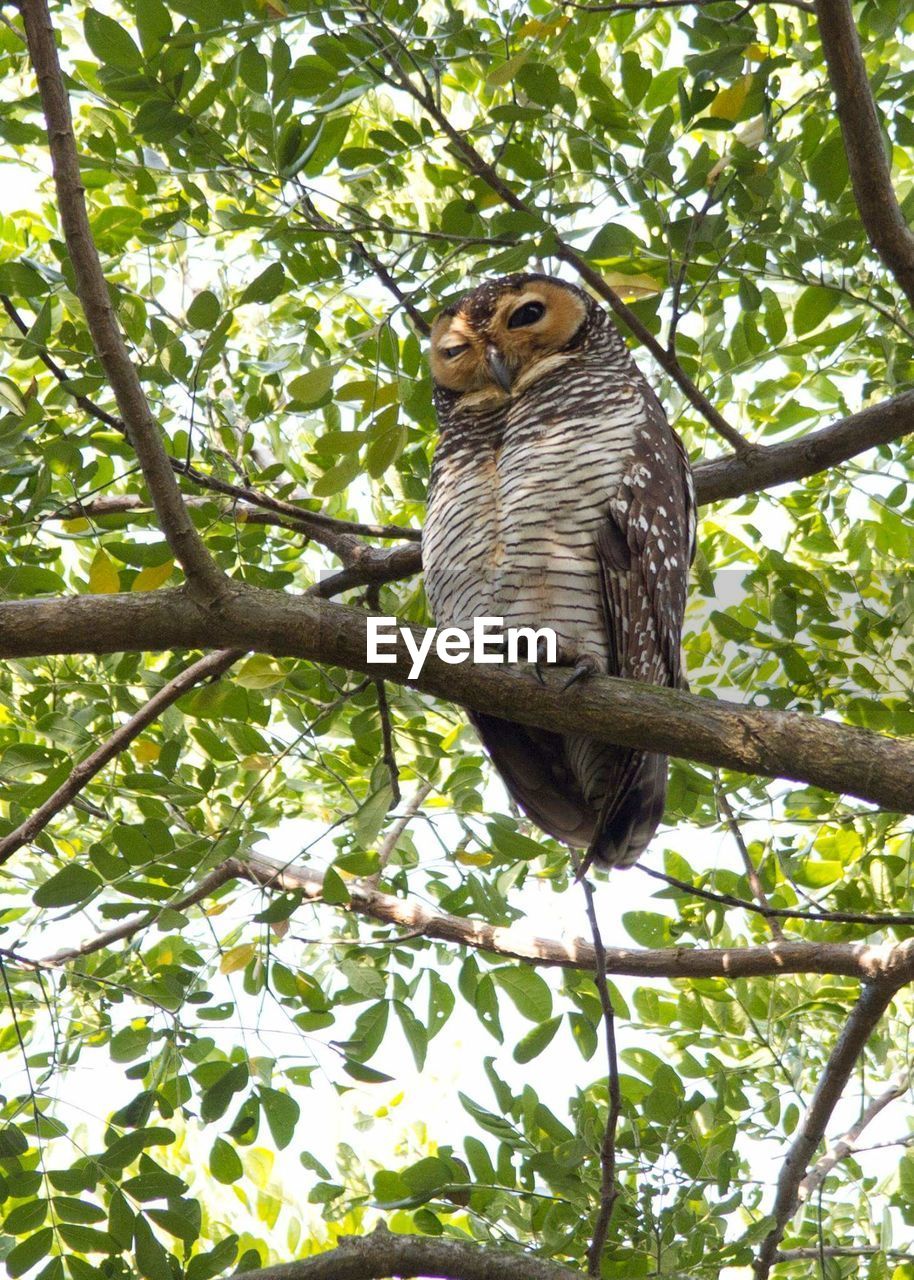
[[692, 388, 914, 503], [2, 587, 914, 816], [753, 980, 900, 1278], [816, 0, 914, 308], [33, 851, 914, 985], [798, 1070, 910, 1203], [232, 1227, 584, 1280], [20, 0, 226, 600], [0, 648, 241, 867]]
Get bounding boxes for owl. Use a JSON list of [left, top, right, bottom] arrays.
[[422, 273, 695, 869]]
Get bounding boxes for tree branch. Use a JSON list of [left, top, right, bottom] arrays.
[[0, 648, 241, 867], [638, 865, 914, 928], [692, 388, 914, 502], [32, 850, 914, 986], [1, 293, 421, 550], [2, 588, 914, 816], [798, 1070, 910, 1203], [816, 0, 914, 308], [573, 863, 621, 1274], [753, 980, 900, 1278], [19, 0, 226, 600], [718, 792, 784, 941], [231, 1226, 585, 1280], [564, 1, 814, 11], [358, 10, 751, 455]]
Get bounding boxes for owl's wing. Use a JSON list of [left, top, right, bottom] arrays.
[[595, 389, 694, 691]]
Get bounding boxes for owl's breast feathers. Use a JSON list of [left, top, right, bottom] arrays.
[[424, 275, 694, 868]]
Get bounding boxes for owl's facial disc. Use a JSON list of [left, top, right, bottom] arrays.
[[429, 277, 589, 396]]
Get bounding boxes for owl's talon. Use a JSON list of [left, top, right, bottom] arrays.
[[561, 656, 600, 692], [533, 658, 548, 686]]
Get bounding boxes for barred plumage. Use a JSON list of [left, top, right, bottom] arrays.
[[423, 274, 695, 868]]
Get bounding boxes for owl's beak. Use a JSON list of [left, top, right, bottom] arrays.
[[485, 345, 513, 392]]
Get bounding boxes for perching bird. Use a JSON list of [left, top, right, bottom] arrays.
[[422, 273, 695, 868]]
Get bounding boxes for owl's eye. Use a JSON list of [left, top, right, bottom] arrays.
[[441, 344, 469, 359], [507, 300, 546, 329]]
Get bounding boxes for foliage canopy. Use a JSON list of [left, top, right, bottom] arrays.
[[1, 1, 914, 1278]]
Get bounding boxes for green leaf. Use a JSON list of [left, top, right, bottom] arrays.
[[321, 866, 350, 905], [793, 286, 841, 336], [33, 864, 101, 908], [186, 290, 221, 329], [134, 1214, 172, 1280], [622, 911, 672, 948], [513, 1015, 562, 1063], [240, 262, 286, 305], [288, 366, 334, 407], [84, 10, 143, 69], [260, 1088, 300, 1149], [6, 1228, 53, 1278], [3, 1198, 48, 1234], [209, 1137, 243, 1184], [0, 1125, 28, 1157], [200, 1063, 249, 1124], [493, 966, 552, 1021]]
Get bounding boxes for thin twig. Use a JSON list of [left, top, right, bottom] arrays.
[[374, 678, 401, 806], [571, 857, 621, 1273], [298, 192, 431, 336], [639, 864, 914, 928], [0, 649, 241, 867], [717, 792, 785, 940], [753, 981, 900, 1278], [369, 780, 436, 883], [799, 1070, 910, 1203]]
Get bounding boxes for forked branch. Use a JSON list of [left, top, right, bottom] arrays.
[[753, 980, 901, 1278], [0, 649, 242, 868], [20, 0, 226, 600]]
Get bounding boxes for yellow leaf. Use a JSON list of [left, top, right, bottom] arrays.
[[220, 943, 256, 974], [517, 16, 569, 37], [132, 559, 174, 592], [236, 656, 287, 689], [247, 1148, 274, 1189], [133, 740, 160, 764], [487, 51, 529, 86], [88, 549, 120, 594], [600, 271, 663, 299], [241, 754, 272, 772], [455, 851, 493, 867], [709, 74, 754, 122]]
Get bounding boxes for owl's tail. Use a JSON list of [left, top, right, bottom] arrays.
[[469, 714, 667, 868], [567, 735, 668, 868]]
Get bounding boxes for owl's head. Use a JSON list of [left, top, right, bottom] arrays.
[[429, 273, 593, 398]]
